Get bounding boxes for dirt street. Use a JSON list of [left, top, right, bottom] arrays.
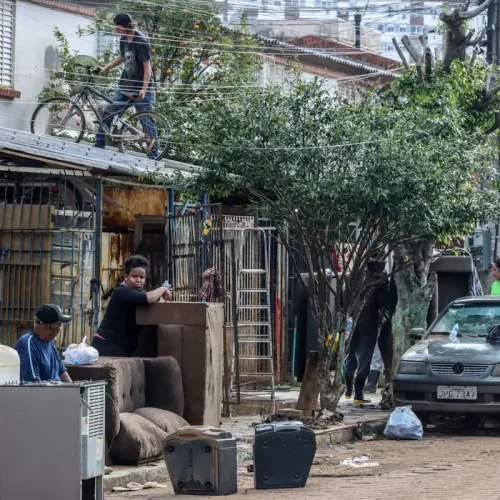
[[107, 433, 500, 500]]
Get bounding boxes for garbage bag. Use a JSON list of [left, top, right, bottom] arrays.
[[63, 336, 99, 366], [383, 406, 423, 440]]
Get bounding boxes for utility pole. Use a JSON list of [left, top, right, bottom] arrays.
[[354, 13, 361, 49], [487, 0, 500, 64]]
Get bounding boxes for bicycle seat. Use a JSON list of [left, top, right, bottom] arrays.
[[121, 91, 139, 99]]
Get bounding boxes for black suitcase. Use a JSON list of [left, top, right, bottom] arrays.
[[253, 421, 316, 490], [163, 426, 237, 495]]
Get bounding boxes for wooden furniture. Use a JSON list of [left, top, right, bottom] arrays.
[[136, 302, 224, 427]]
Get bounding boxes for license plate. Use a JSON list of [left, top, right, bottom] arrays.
[[437, 386, 477, 400]]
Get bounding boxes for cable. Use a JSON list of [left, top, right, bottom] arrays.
[[15, 1, 447, 56], [5, 59, 397, 96], [0, 107, 384, 152]]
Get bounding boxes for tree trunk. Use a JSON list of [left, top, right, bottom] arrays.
[[318, 305, 346, 411], [392, 240, 437, 371]]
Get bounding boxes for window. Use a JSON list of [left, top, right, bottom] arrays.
[[387, 25, 395, 33], [97, 32, 119, 58], [338, 82, 359, 103], [0, 0, 14, 87], [410, 25, 424, 34], [377, 24, 384, 32], [399, 26, 407, 33], [338, 10, 349, 21], [431, 303, 500, 338]]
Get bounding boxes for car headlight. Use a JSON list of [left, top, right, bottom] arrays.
[[397, 361, 427, 375], [491, 364, 500, 377]]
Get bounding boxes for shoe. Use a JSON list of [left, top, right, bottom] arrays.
[[354, 377, 370, 404], [345, 374, 354, 399], [365, 370, 381, 394]]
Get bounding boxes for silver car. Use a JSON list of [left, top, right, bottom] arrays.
[[393, 296, 500, 417]]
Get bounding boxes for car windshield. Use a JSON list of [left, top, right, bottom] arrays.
[[430, 303, 500, 337]]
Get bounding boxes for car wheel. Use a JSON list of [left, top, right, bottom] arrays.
[[463, 415, 481, 431]]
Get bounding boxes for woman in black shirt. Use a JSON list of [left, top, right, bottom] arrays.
[[92, 255, 172, 356]]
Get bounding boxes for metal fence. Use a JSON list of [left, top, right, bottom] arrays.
[[164, 210, 292, 408], [0, 172, 97, 347]]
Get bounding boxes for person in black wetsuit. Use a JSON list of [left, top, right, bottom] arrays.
[[365, 275, 397, 393], [91, 255, 172, 357], [345, 260, 389, 404]]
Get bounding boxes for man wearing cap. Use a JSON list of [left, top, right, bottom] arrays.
[[14, 304, 72, 383], [95, 12, 158, 158]]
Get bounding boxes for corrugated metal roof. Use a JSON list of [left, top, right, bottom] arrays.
[[0, 127, 199, 177], [257, 35, 399, 78]]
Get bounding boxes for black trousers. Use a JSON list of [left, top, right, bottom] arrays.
[[345, 326, 379, 380], [91, 336, 128, 357]]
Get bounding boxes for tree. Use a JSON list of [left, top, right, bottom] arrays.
[[165, 74, 496, 410], [388, 0, 500, 368]]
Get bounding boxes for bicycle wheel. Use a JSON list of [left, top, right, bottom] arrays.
[[31, 97, 86, 142], [116, 110, 171, 160]]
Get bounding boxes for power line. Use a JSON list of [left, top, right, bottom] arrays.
[[0, 109, 384, 152]]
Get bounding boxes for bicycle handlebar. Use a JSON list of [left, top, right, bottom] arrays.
[[74, 63, 140, 100], [75, 62, 100, 75]]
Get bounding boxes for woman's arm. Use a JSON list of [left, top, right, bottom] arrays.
[[146, 286, 169, 303]]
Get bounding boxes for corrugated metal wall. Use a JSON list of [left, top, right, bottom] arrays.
[[0, 174, 97, 347]]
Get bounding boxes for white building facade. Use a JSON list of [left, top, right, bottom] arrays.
[[336, 0, 445, 61], [0, 0, 98, 132]]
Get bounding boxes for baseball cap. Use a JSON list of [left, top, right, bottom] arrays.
[[35, 304, 72, 324], [113, 12, 134, 27]]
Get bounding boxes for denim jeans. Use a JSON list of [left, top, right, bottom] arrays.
[[370, 343, 384, 372], [95, 89, 159, 158]]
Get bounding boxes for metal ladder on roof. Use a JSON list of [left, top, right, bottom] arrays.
[[230, 228, 275, 411]]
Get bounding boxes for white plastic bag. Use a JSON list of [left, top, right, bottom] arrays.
[[63, 336, 99, 366], [383, 406, 423, 440]]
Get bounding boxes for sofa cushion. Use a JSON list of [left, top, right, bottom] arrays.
[[134, 407, 188, 434], [112, 358, 146, 413], [143, 357, 185, 417], [110, 413, 167, 463]]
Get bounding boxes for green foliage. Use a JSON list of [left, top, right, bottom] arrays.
[[387, 60, 499, 132], [38, 27, 119, 101], [169, 72, 498, 408], [169, 74, 497, 339], [180, 74, 497, 249]]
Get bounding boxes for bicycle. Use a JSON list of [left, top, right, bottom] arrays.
[[30, 64, 172, 160]]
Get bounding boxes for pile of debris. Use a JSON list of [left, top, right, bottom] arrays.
[[255, 409, 344, 430], [303, 410, 344, 430]]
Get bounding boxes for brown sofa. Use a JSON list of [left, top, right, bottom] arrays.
[[136, 302, 224, 427], [67, 356, 188, 464]]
